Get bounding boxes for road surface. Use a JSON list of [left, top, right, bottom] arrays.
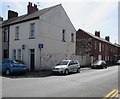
[[2, 65, 119, 98]]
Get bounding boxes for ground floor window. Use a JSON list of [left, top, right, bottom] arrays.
[[13, 49, 16, 59]]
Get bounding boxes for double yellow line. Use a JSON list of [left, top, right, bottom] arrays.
[[103, 89, 119, 99]]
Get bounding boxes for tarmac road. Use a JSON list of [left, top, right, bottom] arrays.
[[2, 65, 119, 98]]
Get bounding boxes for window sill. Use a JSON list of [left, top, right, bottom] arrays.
[[14, 39, 19, 41], [4, 41, 8, 42], [29, 37, 35, 39]]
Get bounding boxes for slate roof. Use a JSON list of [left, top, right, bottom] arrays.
[[2, 4, 61, 27], [78, 29, 117, 47]]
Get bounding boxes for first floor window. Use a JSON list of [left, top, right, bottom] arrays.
[[99, 43, 101, 52], [95, 41, 97, 49], [13, 49, 16, 59], [15, 26, 19, 40], [4, 28, 8, 42], [30, 23, 35, 38]]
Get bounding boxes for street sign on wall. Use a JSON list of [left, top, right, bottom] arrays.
[[38, 44, 44, 48]]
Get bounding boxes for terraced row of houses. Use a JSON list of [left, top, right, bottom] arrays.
[[0, 2, 120, 70]]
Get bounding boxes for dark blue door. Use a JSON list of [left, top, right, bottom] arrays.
[[30, 49, 35, 70]]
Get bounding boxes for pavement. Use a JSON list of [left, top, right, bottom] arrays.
[[2, 67, 91, 78]]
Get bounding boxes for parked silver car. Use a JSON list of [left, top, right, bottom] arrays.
[[52, 60, 80, 75], [91, 60, 107, 69], [117, 60, 120, 65]]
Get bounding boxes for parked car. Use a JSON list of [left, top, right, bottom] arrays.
[[117, 60, 120, 65], [2, 59, 26, 76], [91, 60, 107, 69], [52, 60, 80, 75]]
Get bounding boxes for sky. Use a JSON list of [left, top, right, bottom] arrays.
[[0, 0, 119, 44]]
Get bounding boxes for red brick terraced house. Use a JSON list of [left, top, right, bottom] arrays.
[[115, 43, 120, 60], [76, 29, 119, 65]]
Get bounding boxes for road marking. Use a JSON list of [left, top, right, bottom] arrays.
[[103, 89, 119, 99]]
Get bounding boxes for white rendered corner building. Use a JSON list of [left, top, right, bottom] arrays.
[[8, 3, 76, 70]]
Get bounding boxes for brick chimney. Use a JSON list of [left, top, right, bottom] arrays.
[[0, 16, 3, 22], [95, 31, 100, 37], [8, 10, 18, 19], [105, 36, 110, 42], [27, 2, 38, 14]]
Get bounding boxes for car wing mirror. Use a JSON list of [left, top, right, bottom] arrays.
[[68, 64, 71, 66]]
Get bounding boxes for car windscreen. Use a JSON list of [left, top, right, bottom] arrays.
[[93, 60, 102, 65], [57, 61, 69, 65], [13, 60, 24, 64]]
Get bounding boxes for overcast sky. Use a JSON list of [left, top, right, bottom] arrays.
[[0, 0, 119, 44]]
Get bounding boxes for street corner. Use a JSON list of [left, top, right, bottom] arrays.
[[103, 89, 119, 99]]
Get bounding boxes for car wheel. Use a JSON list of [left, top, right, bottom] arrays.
[[101, 65, 104, 69], [5, 69, 10, 76], [65, 69, 69, 75], [22, 71, 26, 75], [91, 67, 93, 69], [77, 68, 80, 73], [105, 66, 107, 68]]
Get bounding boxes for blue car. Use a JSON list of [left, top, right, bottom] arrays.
[[2, 59, 26, 75]]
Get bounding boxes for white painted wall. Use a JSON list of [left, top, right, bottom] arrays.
[[9, 5, 76, 70], [71, 54, 91, 66]]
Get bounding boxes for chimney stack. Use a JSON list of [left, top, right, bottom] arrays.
[[27, 2, 38, 14], [8, 10, 18, 19], [0, 16, 3, 22], [95, 31, 100, 37], [105, 36, 110, 42]]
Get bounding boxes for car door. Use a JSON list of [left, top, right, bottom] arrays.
[[73, 61, 79, 71], [68, 61, 74, 72]]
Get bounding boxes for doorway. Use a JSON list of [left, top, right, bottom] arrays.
[[30, 49, 35, 70]]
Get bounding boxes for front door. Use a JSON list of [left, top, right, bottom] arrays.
[[30, 49, 35, 70]]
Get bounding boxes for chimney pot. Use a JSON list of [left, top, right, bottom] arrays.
[[0, 16, 3, 22], [27, 2, 38, 14], [105, 36, 110, 42], [95, 31, 100, 37]]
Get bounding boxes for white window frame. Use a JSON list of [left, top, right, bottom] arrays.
[[99, 43, 101, 52], [4, 28, 8, 42], [13, 49, 16, 59], [30, 23, 35, 38], [15, 26, 19, 40]]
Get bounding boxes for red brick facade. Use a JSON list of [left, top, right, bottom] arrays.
[[8, 10, 18, 19], [76, 29, 119, 65]]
